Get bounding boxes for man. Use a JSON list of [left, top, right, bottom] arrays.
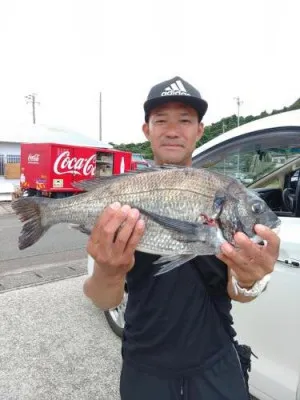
[[83, 76, 280, 399]]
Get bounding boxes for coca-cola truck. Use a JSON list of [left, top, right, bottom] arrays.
[[20, 142, 132, 198]]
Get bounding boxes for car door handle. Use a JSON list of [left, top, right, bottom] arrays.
[[278, 258, 300, 268]]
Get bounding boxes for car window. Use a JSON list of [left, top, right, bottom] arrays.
[[135, 163, 149, 170], [132, 154, 144, 161], [203, 148, 300, 187]]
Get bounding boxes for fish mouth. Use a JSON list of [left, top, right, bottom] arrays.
[[262, 217, 281, 234], [250, 219, 281, 245], [223, 217, 281, 245], [270, 220, 281, 235], [270, 218, 281, 230], [272, 225, 281, 234]]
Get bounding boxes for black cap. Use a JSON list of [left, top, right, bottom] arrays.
[[144, 76, 208, 122]]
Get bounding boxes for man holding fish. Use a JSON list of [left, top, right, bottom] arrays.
[[83, 77, 280, 399], [12, 76, 280, 399]]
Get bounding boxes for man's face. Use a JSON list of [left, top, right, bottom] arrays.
[[142, 102, 204, 166]]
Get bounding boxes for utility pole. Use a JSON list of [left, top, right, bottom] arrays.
[[222, 121, 226, 133], [233, 96, 243, 175], [222, 121, 226, 173], [25, 93, 39, 124], [233, 96, 243, 126], [99, 91, 102, 141]]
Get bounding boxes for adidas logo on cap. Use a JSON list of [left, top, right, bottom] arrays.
[[144, 76, 208, 122], [161, 79, 191, 97]]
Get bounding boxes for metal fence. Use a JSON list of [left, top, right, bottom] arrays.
[[7, 154, 20, 163], [0, 154, 20, 176], [0, 154, 4, 176]]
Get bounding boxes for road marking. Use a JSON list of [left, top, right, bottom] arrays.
[[0, 224, 21, 230], [0, 258, 88, 277], [0, 258, 88, 293]]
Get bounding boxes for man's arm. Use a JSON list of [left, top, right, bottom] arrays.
[[83, 202, 145, 310], [83, 263, 126, 310], [216, 224, 280, 303]]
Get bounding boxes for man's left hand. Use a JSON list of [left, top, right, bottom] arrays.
[[216, 224, 280, 288]]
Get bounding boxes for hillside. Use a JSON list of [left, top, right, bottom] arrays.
[[110, 98, 300, 159]]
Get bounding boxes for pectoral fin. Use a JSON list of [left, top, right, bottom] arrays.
[[137, 208, 210, 240], [69, 224, 91, 235], [212, 190, 227, 218], [153, 254, 197, 276]]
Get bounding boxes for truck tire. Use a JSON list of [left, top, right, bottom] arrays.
[[22, 189, 37, 197]]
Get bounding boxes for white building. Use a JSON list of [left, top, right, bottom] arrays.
[[0, 123, 112, 201]]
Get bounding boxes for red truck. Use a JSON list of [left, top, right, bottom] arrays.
[[20, 142, 132, 198]]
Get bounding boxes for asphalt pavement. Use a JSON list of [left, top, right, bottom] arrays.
[[0, 212, 88, 292], [0, 275, 123, 400], [0, 201, 12, 215], [1, 203, 122, 399], [0, 213, 87, 274]]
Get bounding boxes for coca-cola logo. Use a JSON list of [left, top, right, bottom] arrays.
[[53, 150, 96, 176], [28, 153, 40, 163]]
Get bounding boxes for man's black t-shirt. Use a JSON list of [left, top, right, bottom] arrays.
[[122, 251, 236, 378]]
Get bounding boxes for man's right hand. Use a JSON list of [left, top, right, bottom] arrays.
[[87, 202, 145, 278]]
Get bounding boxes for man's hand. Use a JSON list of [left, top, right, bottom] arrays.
[[83, 202, 145, 310], [216, 224, 280, 301], [87, 202, 145, 278]]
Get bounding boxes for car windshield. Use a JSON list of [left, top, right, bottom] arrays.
[[204, 148, 300, 186], [135, 162, 149, 170], [132, 154, 145, 161]]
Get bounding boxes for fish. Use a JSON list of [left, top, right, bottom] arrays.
[[11, 165, 281, 275]]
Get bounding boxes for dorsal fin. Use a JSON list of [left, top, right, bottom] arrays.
[[72, 164, 187, 191]]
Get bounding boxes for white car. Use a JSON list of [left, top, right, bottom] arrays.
[[192, 110, 300, 400], [87, 109, 300, 400]]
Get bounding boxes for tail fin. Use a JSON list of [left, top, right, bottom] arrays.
[[11, 197, 52, 250]]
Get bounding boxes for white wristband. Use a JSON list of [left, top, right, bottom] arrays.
[[232, 273, 271, 297]]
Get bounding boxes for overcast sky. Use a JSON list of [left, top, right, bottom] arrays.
[[0, 0, 299, 144]]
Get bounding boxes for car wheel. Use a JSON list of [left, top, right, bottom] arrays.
[[104, 290, 128, 338]]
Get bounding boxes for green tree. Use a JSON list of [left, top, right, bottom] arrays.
[[110, 97, 300, 157]]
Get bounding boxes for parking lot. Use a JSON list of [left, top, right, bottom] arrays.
[[0, 275, 122, 400], [0, 201, 12, 216]]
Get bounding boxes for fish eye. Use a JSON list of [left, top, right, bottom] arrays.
[[251, 202, 265, 214]]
